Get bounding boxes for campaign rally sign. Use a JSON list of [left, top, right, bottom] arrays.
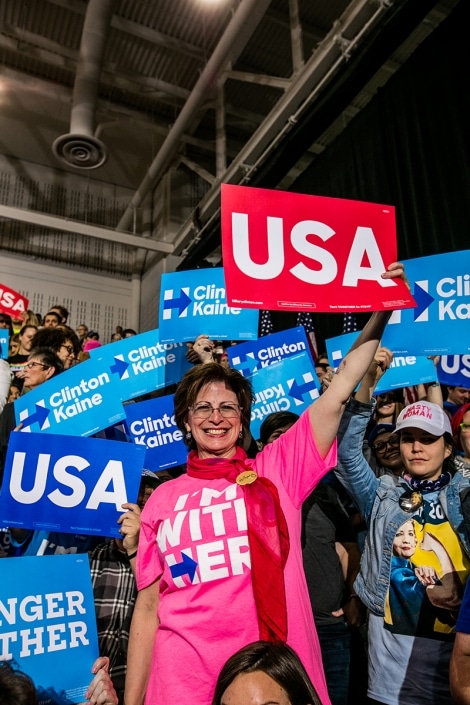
[[0, 330, 8, 359], [0, 281, 29, 317], [158, 266, 259, 343], [437, 355, 470, 388], [382, 250, 470, 355], [221, 184, 415, 313], [0, 432, 145, 538], [249, 352, 320, 440], [124, 394, 187, 471], [326, 331, 438, 393], [0, 554, 99, 704], [14, 356, 126, 436], [228, 326, 314, 377], [90, 329, 191, 400]]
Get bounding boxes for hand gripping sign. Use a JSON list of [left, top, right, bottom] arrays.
[[221, 184, 415, 313]]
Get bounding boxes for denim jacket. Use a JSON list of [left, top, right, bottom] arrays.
[[336, 398, 470, 615]]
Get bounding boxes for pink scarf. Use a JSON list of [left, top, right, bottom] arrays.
[[186, 447, 290, 642]]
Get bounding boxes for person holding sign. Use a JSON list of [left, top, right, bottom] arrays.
[[124, 264, 408, 705], [335, 355, 470, 705]]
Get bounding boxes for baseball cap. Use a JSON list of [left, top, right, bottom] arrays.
[[395, 401, 451, 437], [368, 423, 396, 447]]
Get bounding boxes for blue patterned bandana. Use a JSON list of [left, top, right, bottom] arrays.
[[403, 471, 452, 493]]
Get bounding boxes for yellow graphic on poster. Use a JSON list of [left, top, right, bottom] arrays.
[[384, 497, 470, 640]]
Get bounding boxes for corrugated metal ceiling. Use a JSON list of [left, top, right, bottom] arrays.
[[0, 0, 461, 276]]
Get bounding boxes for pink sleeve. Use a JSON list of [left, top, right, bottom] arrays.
[[136, 494, 164, 591], [251, 409, 337, 508]]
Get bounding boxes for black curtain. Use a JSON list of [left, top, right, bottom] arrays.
[[283, 0, 470, 348]]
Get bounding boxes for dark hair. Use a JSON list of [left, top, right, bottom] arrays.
[[31, 327, 80, 356], [0, 313, 14, 334], [28, 347, 64, 376], [443, 431, 457, 475], [43, 311, 61, 324], [174, 363, 254, 450], [259, 411, 300, 446], [50, 304, 69, 321], [122, 328, 137, 337], [316, 351, 329, 363], [0, 661, 38, 705], [211, 641, 321, 705]]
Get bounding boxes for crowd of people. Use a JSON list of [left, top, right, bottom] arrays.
[[1, 270, 470, 705]]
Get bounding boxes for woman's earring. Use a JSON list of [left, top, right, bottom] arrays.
[[239, 431, 243, 439], [186, 431, 192, 441]]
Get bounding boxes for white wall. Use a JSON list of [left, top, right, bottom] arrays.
[[0, 254, 132, 342]]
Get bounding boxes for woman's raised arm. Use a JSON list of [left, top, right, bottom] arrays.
[[309, 262, 408, 458]]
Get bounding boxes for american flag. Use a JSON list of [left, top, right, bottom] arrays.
[[296, 311, 319, 360], [259, 309, 274, 336], [403, 386, 420, 405], [342, 312, 358, 334]]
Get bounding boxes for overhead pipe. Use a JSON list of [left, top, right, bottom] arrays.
[[53, 0, 116, 169], [116, 0, 273, 232]]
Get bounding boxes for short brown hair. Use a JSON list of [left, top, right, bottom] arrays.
[[174, 363, 254, 450]]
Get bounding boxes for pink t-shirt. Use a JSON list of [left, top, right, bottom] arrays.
[[137, 410, 336, 705]]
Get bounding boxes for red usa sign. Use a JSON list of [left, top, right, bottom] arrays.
[[221, 184, 416, 313], [0, 283, 29, 317]]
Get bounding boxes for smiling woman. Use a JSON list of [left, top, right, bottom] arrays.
[[124, 260, 411, 705], [336, 361, 470, 705]]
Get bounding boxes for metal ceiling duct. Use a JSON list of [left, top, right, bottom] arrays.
[[116, 0, 273, 232], [52, 0, 116, 169]]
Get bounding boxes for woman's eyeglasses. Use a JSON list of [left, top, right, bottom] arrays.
[[189, 403, 242, 418], [61, 344, 75, 355], [371, 436, 400, 452], [460, 423, 470, 433], [25, 361, 50, 370]]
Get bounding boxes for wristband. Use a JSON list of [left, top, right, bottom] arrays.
[[127, 550, 138, 560]]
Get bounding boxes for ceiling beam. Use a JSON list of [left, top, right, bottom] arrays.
[[0, 205, 174, 254], [45, 0, 206, 61]]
